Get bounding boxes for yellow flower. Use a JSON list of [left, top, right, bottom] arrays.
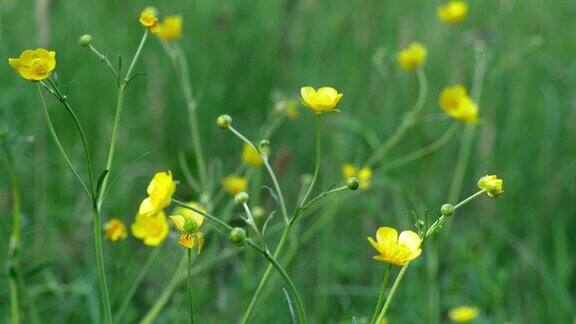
[[222, 175, 248, 196], [477, 175, 503, 197], [138, 170, 177, 216], [169, 201, 205, 253], [300, 86, 343, 114], [241, 143, 262, 167], [139, 7, 159, 27], [342, 163, 373, 190], [153, 15, 183, 41], [368, 227, 422, 266], [8, 49, 56, 81], [439, 85, 478, 124], [437, 1, 469, 24], [449, 306, 479, 323], [131, 211, 169, 246], [104, 218, 127, 241], [397, 42, 427, 71]]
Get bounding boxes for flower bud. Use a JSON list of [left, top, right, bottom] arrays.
[[216, 114, 232, 129], [258, 139, 271, 158], [440, 204, 455, 217], [229, 227, 247, 246], [234, 192, 249, 205], [79, 34, 93, 47], [346, 177, 359, 190]]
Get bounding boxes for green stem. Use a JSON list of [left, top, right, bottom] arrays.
[[375, 264, 409, 323], [246, 240, 307, 324], [99, 30, 148, 206], [172, 199, 233, 231], [92, 207, 113, 324], [300, 114, 322, 206], [370, 265, 392, 324], [115, 246, 161, 323], [187, 249, 195, 324], [2, 139, 21, 324], [36, 84, 91, 198], [88, 44, 119, 81], [367, 68, 428, 167], [425, 190, 485, 240]]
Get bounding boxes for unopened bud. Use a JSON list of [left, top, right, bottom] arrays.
[[229, 227, 247, 245], [258, 139, 270, 157], [440, 204, 455, 217], [234, 192, 249, 205], [216, 114, 232, 129], [79, 34, 93, 47], [346, 177, 359, 190]]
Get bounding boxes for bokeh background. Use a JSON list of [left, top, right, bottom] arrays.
[[1, 0, 576, 323]]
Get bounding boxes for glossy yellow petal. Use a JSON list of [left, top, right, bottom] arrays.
[[241, 143, 262, 167], [376, 227, 398, 247], [367, 237, 388, 256], [300, 87, 317, 108], [449, 306, 479, 323], [397, 230, 421, 252], [8, 58, 21, 70], [169, 214, 186, 231], [178, 234, 195, 249], [138, 197, 156, 216]]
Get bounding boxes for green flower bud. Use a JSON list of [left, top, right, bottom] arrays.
[[79, 34, 93, 47], [258, 139, 271, 158], [234, 192, 249, 205], [440, 204, 455, 217], [216, 114, 232, 129], [229, 227, 247, 246], [346, 177, 359, 190]]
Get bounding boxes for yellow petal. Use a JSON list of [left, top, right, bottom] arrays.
[[169, 214, 186, 231], [376, 227, 398, 247], [300, 86, 317, 108], [8, 58, 21, 70], [138, 197, 156, 216], [316, 87, 338, 98], [178, 235, 195, 249], [397, 230, 421, 252], [367, 236, 387, 256], [342, 163, 356, 179]]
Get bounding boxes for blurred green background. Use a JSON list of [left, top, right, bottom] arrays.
[[1, 0, 575, 323]]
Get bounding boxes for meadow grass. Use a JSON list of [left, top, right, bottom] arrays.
[[1, 0, 575, 323]]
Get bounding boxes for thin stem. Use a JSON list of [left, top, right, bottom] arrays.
[[375, 264, 409, 323], [2, 139, 21, 324], [187, 249, 195, 324], [115, 246, 161, 323], [88, 44, 119, 81], [92, 207, 113, 323], [300, 114, 322, 206], [367, 68, 428, 167], [46, 78, 96, 200], [227, 125, 289, 223], [246, 240, 307, 324], [300, 185, 347, 214], [424, 190, 485, 240], [36, 84, 91, 198], [370, 265, 392, 324], [99, 30, 149, 206]]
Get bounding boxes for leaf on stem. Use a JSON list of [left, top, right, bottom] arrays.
[[282, 288, 297, 324]]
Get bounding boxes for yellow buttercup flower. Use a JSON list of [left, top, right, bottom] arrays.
[[241, 143, 262, 167], [138, 170, 177, 216], [439, 85, 478, 124], [397, 42, 427, 71], [104, 218, 127, 242], [437, 1, 469, 24], [8, 49, 56, 81], [342, 163, 373, 190], [153, 15, 183, 41], [131, 211, 169, 246], [222, 175, 247, 196], [300, 86, 343, 114], [169, 201, 205, 253], [449, 306, 479, 323], [368, 227, 422, 266], [139, 7, 159, 27], [477, 175, 503, 197]]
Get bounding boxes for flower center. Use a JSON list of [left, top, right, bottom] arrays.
[[30, 58, 48, 75], [182, 218, 199, 235]]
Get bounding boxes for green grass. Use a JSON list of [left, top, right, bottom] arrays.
[[1, 0, 575, 323]]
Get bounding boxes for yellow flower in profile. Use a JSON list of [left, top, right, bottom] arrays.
[[397, 42, 427, 71], [222, 175, 247, 196], [8, 49, 56, 81], [138, 171, 177, 216], [437, 1, 469, 24], [131, 211, 169, 246], [342, 163, 373, 190], [154, 15, 183, 41], [477, 175, 503, 197], [139, 7, 159, 27], [449, 306, 479, 323], [368, 227, 422, 266], [241, 143, 262, 167], [439, 85, 478, 124], [300, 86, 343, 114], [170, 201, 205, 253], [104, 218, 127, 241]]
